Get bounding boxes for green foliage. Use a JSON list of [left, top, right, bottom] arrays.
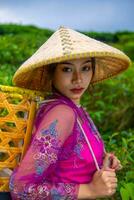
[[82, 63, 134, 132], [120, 183, 134, 200], [82, 31, 119, 43], [0, 24, 54, 86], [0, 23, 134, 199], [0, 23, 54, 37], [81, 62, 134, 200], [97, 129, 134, 200], [123, 42, 134, 60]]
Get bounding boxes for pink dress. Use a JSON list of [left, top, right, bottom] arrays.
[[9, 91, 105, 199]]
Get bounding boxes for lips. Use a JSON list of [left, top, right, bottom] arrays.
[[71, 87, 84, 90], [70, 88, 84, 93]]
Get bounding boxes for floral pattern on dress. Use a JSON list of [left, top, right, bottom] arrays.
[[50, 183, 79, 200], [10, 176, 78, 200], [32, 119, 62, 175], [9, 118, 79, 200], [9, 94, 104, 200], [73, 123, 85, 160]]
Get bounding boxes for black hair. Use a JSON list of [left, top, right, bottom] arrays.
[[91, 57, 95, 81], [47, 63, 57, 79]]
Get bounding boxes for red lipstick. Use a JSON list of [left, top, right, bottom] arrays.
[[70, 88, 84, 94]]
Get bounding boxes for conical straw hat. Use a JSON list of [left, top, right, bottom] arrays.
[[13, 26, 131, 92]]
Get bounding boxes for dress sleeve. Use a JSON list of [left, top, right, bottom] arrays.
[[9, 104, 79, 200]]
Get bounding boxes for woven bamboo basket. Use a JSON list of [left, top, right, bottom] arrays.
[[0, 85, 44, 191]]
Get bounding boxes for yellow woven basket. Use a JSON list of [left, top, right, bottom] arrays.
[[0, 85, 44, 191]]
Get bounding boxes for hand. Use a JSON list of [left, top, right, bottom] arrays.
[[89, 168, 117, 198], [103, 152, 123, 171]]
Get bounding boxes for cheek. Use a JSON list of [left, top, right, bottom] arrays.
[[53, 72, 69, 88], [89, 70, 93, 80], [59, 71, 70, 82], [89, 72, 93, 81], [84, 72, 92, 83], [53, 69, 60, 81]]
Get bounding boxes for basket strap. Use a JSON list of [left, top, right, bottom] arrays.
[[39, 98, 101, 170], [77, 118, 100, 171]]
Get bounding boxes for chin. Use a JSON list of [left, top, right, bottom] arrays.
[[71, 94, 82, 100]]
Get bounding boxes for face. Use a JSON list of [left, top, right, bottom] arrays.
[[52, 58, 93, 105]]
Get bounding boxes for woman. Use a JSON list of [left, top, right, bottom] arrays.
[[9, 26, 131, 199]]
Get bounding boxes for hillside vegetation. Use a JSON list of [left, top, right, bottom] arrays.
[[0, 24, 134, 199]]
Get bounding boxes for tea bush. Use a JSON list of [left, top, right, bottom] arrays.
[[0, 23, 133, 199]]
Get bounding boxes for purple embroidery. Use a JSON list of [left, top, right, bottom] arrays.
[[33, 120, 62, 175], [74, 123, 85, 159], [9, 91, 104, 200]]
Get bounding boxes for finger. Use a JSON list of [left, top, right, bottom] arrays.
[[111, 158, 119, 169], [106, 179, 118, 188], [111, 178, 118, 185], [103, 169, 116, 177], [111, 183, 118, 189], [112, 159, 122, 170], [111, 156, 122, 170], [102, 166, 115, 172], [101, 171, 117, 179], [106, 186, 117, 196], [110, 188, 117, 195], [106, 176, 117, 183], [107, 182, 117, 190], [116, 163, 123, 170]]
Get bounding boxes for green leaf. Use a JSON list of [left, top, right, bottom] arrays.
[[125, 183, 134, 200], [111, 132, 119, 138], [120, 187, 130, 200], [126, 171, 134, 182], [122, 138, 128, 148]]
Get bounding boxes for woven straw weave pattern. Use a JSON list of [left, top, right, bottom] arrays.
[[13, 26, 131, 91], [0, 85, 43, 191]]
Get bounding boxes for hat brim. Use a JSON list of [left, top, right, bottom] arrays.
[[13, 52, 131, 91], [12, 26, 131, 92]]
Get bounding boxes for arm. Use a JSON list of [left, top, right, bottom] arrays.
[[78, 184, 95, 199], [9, 104, 79, 200]]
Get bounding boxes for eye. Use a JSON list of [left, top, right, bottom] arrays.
[[82, 66, 91, 71], [62, 67, 72, 72]]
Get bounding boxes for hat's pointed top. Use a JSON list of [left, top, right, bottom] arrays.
[[58, 25, 66, 30]]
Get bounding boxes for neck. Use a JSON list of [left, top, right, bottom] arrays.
[[51, 86, 81, 107], [71, 98, 80, 106]]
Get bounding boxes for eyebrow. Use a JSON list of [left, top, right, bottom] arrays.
[[60, 60, 92, 66]]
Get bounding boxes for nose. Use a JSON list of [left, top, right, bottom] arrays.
[[72, 71, 82, 84]]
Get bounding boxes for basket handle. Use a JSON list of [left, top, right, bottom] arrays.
[[77, 117, 100, 171]]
